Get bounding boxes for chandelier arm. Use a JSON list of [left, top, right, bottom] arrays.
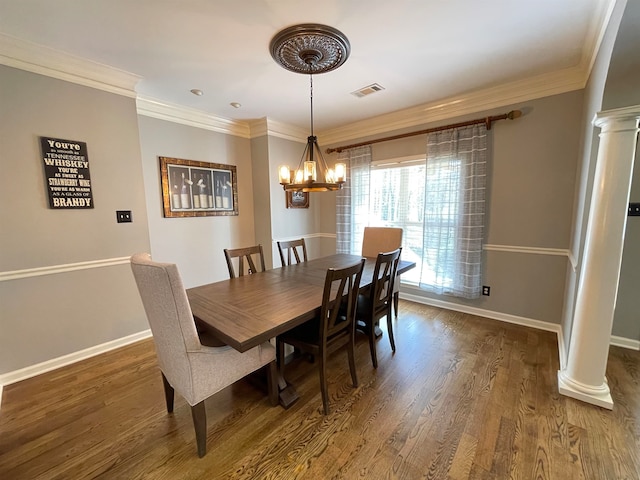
[[296, 139, 311, 172], [313, 139, 330, 176]]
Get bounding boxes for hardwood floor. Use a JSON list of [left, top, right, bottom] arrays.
[[1, 300, 639, 479]]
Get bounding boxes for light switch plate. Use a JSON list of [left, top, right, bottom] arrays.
[[116, 210, 132, 223]]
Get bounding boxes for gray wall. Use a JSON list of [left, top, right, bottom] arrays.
[[137, 115, 255, 288], [250, 135, 275, 268], [0, 66, 151, 374], [604, 0, 640, 342]]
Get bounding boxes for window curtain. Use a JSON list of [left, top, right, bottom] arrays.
[[420, 124, 487, 298], [335, 145, 372, 253]]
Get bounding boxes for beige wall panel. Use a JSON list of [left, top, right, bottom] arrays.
[[0, 265, 147, 373], [250, 135, 274, 268], [487, 91, 583, 249], [0, 66, 150, 374], [137, 116, 254, 288], [0, 66, 150, 270], [405, 250, 568, 325]]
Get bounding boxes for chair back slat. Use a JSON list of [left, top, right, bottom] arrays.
[[224, 245, 266, 278], [321, 259, 365, 341], [277, 238, 308, 267], [370, 248, 402, 314]]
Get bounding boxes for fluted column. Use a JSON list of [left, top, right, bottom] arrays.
[[558, 105, 640, 409]]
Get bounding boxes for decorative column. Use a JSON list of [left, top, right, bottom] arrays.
[[558, 105, 640, 409]]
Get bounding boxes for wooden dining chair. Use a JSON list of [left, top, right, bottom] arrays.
[[224, 244, 266, 278], [277, 258, 365, 415], [355, 248, 401, 368], [277, 238, 308, 267], [130, 253, 277, 457], [361, 227, 403, 317]]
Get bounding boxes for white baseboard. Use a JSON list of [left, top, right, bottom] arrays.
[[610, 335, 640, 350], [0, 329, 151, 409], [401, 291, 562, 334]]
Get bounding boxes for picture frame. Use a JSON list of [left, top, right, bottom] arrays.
[[159, 156, 238, 217], [286, 190, 310, 209]]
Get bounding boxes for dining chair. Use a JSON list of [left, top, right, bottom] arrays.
[[277, 238, 308, 267], [361, 226, 403, 317], [130, 253, 277, 457], [276, 258, 365, 415], [224, 244, 266, 278], [356, 248, 401, 368]]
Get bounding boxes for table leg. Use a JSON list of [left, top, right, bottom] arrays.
[[277, 342, 300, 408], [278, 384, 299, 408]]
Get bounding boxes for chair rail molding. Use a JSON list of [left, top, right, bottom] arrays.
[[0, 257, 131, 282]]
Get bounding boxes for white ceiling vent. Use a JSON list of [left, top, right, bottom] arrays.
[[351, 83, 385, 98]]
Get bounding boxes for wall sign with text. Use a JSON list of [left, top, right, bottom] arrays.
[[40, 136, 94, 209]]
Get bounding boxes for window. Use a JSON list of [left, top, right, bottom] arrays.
[[343, 123, 487, 299], [367, 162, 425, 285], [356, 159, 463, 288]]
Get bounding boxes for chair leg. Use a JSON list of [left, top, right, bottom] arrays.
[[161, 373, 174, 413], [393, 291, 399, 317], [319, 350, 330, 415], [190, 401, 207, 458], [387, 313, 396, 353], [368, 326, 378, 369], [267, 360, 278, 406], [348, 336, 358, 388]]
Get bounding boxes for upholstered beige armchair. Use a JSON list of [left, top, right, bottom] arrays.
[[130, 253, 277, 457]]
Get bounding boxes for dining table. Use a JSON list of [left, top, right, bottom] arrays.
[[186, 253, 416, 407]]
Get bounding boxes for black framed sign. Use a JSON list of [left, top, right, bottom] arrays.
[[40, 136, 93, 209]]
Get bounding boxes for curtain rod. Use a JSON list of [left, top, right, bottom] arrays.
[[325, 109, 522, 154]]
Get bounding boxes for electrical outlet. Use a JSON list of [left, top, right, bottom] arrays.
[[482, 285, 490, 296], [116, 210, 132, 223], [629, 203, 640, 216]]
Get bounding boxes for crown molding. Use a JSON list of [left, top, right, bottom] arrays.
[[0, 33, 139, 98], [137, 96, 251, 138], [319, 64, 588, 145], [248, 118, 308, 143], [582, 0, 617, 76]]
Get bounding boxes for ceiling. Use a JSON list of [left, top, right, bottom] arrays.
[[0, 0, 613, 133]]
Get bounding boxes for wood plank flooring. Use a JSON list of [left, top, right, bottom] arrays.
[[1, 300, 639, 479]]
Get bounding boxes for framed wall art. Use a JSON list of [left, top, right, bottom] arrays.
[[286, 190, 310, 209], [159, 156, 238, 217]]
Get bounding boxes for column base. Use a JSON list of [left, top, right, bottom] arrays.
[[557, 370, 613, 410]]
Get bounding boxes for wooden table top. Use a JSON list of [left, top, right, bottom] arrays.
[[187, 253, 416, 352]]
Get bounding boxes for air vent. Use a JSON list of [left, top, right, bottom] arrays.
[[351, 83, 385, 98]]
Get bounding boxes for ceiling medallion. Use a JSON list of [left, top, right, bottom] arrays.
[[269, 23, 351, 75]]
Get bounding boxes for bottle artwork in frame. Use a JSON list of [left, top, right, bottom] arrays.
[[286, 190, 310, 209], [159, 156, 239, 217]]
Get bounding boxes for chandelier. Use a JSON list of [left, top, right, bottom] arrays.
[[270, 24, 350, 192]]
